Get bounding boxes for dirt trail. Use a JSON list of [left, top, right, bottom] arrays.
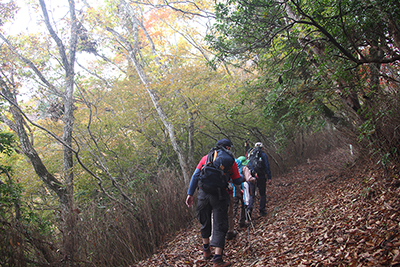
[[136, 148, 400, 266]]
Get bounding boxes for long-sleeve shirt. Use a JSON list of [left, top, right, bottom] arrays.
[[187, 155, 243, 195]]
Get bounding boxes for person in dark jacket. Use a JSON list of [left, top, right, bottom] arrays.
[[186, 139, 243, 267], [247, 142, 272, 217]]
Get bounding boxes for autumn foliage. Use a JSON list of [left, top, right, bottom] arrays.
[[1, 0, 399, 266]]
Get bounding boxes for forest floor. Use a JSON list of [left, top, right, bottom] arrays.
[[135, 147, 400, 267]]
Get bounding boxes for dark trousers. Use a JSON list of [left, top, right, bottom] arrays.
[[197, 188, 230, 248], [233, 193, 246, 225], [247, 174, 267, 214]]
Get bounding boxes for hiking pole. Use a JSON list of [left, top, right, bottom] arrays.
[[246, 210, 251, 249], [245, 209, 255, 249], [246, 209, 255, 232]]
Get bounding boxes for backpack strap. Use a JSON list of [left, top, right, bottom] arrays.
[[246, 148, 253, 159], [203, 146, 235, 175], [213, 150, 218, 162], [201, 148, 217, 171]]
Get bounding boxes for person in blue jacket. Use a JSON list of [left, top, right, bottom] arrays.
[[185, 139, 244, 267], [247, 142, 272, 217]]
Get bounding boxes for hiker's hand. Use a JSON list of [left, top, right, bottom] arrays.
[[186, 195, 194, 208], [250, 177, 256, 184]]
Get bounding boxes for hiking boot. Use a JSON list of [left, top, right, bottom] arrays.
[[226, 231, 237, 240], [239, 222, 247, 228], [213, 258, 231, 267], [203, 247, 212, 260]]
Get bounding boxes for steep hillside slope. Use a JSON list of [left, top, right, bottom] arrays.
[[135, 148, 400, 266]]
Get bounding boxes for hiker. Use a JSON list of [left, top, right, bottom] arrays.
[[232, 156, 250, 228], [244, 139, 251, 155], [226, 155, 247, 239], [247, 142, 272, 217], [226, 181, 237, 240], [186, 138, 243, 267], [242, 160, 257, 223]]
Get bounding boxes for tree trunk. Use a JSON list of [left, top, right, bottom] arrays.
[[106, 2, 193, 183], [0, 0, 79, 265], [2, 91, 76, 265]]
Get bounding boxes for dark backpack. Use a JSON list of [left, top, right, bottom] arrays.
[[248, 147, 264, 173], [198, 147, 235, 195]]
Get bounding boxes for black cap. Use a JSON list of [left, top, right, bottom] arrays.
[[216, 138, 233, 148]]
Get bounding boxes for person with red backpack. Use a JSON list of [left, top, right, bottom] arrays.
[[185, 139, 243, 267], [246, 142, 272, 217]]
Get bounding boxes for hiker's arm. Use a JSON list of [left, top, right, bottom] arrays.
[[187, 168, 201, 195], [186, 155, 207, 196], [262, 153, 272, 180], [186, 195, 194, 208], [232, 176, 244, 185], [230, 161, 244, 185], [186, 168, 201, 208]]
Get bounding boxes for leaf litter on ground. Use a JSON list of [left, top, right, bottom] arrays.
[[135, 147, 400, 266]]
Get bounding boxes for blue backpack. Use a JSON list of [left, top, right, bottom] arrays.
[[198, 147, 235, 195]]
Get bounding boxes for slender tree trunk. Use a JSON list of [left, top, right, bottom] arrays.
[[0, 0, 79, 265], [2, 91, 70, 265], [106, 2, 193, 184]]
